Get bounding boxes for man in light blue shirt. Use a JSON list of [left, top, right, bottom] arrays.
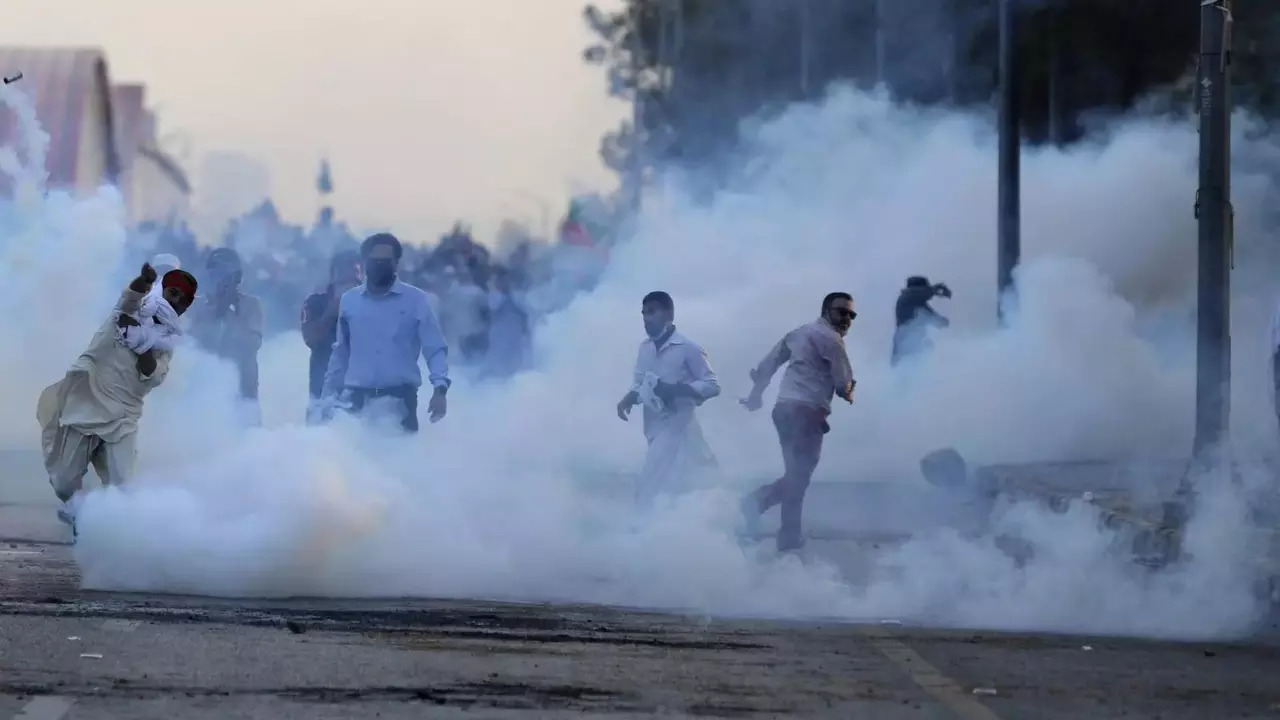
[[322, 233, 449, 432]]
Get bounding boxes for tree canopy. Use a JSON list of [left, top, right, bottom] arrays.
[[583, 0, 1277, 177]]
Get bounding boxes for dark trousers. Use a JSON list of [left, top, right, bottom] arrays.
[[750, 402, 829, 551], [1274, 353, 1280, 430], [347, 386, 419, 433]]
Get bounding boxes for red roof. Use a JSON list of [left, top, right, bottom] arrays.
[[0, 46, 120, 188]]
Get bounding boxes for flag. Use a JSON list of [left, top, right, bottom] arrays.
[[317, 159, 333, 195]]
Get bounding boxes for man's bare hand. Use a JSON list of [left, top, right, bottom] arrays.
[[739, 393, 763, 412], [428, 388, 447, 423], [616, 391, 638, 421]]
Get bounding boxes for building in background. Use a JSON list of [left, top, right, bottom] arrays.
[[112, 83, 191, 225], [0, 47, 119, 194], [0, 46, 190, 224]]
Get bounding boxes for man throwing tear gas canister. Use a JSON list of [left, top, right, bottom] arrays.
[[891, 276, 951, 366], [187, 247, 265, 425], [37, 263, 198, 537]]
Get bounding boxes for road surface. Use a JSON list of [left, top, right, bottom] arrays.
[[4, 502, 1280, 719]]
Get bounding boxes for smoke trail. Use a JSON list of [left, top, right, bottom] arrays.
[[0, 85, 129, 445], [5, 84, 1279, 640]]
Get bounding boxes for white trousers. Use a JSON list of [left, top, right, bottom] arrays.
[[636, 411, 716, 508]]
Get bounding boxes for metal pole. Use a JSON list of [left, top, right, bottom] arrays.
[[799, 0, 812, 97], [1193, 0, 1233, 458], [874, 0, 887, 87], [997, 0, 1021, 321], [1048, 18, 1063, 144], [944, 0, 957, 103]]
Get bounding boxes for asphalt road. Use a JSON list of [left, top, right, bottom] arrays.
[[4, 505, 1280, 719]]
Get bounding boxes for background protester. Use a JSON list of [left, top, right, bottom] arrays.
[[322, 233, 449, 433], [187, 247, 265, 426], [301, 250, 362, 424]]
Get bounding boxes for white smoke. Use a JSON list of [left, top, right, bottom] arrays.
[[3, 83, 1278, 639]]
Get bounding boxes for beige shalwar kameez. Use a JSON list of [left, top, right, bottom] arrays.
[[36, 287, 172, 501]]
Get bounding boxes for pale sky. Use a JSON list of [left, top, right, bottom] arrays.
[[0, 0, 624, 243]]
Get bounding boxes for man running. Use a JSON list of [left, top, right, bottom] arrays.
[[37, 263, 198, 535], [891, 276, 951, 365], [739, 292, 857, 553], [616, 291, 720, 507]]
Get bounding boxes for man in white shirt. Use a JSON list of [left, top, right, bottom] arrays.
[[616, 291, 721, 507]]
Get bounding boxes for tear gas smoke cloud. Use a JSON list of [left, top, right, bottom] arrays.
[[3, 83, 1279, 640]]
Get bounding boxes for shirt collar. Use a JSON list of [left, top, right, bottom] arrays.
[[817, 315, 846, 337], [648, 326, 685, 350], [362, 279, 405, 296]]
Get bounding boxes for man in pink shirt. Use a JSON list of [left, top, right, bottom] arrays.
[[740, 292, 857, 553]]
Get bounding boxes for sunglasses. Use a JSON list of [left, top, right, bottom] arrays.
[[831, 307, 857, 320]]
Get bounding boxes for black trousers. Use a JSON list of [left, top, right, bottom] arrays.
[[346, 386, 419, 433], [1273, 353, 1280, 431]]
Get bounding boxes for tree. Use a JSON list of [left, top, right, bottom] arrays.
[[583, 0, 1279, 185]]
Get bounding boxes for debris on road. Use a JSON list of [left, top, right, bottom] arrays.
[[972, 687, 997, 696], [79, 653, 103, 660], [1082, 645, 1093, 651], [66, 636, 80, 641]]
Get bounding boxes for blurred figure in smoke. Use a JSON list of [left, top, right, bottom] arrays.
[[445, 267, 489, 365], [37, 263, 197, 536], [740, 292, 857, 553], [322, 233, 450, 432], [616, 292, 721, 507], [1271, 297, 1280, 434], [483, 267, 530, 379], [891, 276, 951, 366], [301, 250, 362, 424], [187, 248, 265, 426]]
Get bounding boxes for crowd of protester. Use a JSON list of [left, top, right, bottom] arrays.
[[120, 196, 616, 381]]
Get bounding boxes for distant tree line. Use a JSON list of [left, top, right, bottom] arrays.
[[584, 0, 1279, 179]]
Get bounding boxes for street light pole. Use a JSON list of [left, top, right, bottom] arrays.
[[874, 0, 887, 87], [997, 0, 1021, 322], [799, 0, 812, 97], [1193, 0, 1234, 459]]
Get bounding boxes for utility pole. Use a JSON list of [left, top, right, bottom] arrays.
[[1047, 18, 1063, 144], [1193, 0, 1234, 459], [799, 0, 812, 97], [874, 0, 887, 87], [996, 0, 1021, 321]]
